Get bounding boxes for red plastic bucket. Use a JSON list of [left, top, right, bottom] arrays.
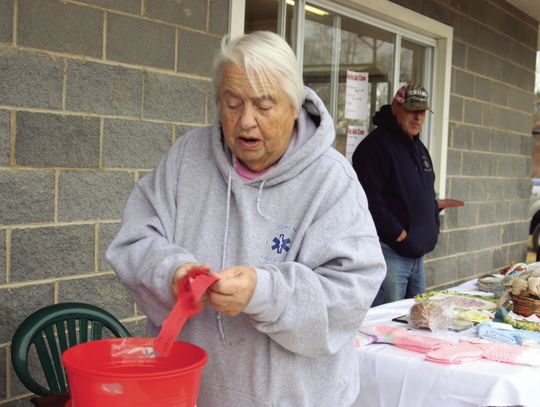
[[62, 338, 207, 407]]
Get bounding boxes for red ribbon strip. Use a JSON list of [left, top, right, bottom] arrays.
[[153, 268, 218, 358]]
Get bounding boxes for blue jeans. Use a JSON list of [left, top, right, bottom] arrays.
[[371, 243, 425, 306]]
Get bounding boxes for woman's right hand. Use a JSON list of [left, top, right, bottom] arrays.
[[171, 262, 212, 301]]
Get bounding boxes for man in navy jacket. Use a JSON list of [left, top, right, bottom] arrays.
[[352, 83, 439, 306]]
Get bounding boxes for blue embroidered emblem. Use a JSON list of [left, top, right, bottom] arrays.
[[271, 234, 291, 254]]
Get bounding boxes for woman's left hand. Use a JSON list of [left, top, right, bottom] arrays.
[[208, 265, 257, 316]]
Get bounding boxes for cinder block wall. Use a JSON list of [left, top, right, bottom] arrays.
[[391, 0, 536, 288], [0, 0, 228, 404]]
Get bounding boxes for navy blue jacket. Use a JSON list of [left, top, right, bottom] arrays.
[[352, 105, 439, 258]]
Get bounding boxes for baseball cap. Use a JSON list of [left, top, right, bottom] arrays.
[[392, 83, 432, 112]]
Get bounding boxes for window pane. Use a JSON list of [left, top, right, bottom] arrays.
[[303, 9, 334, 109], [338, 18, 395, 155], [400, 39, 426, 84], [245, 0, 278, 33]]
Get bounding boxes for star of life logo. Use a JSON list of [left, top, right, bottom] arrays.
[[271, 234, 291, 254]]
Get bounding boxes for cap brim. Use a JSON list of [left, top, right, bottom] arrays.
[[402, 101, 433, 113]]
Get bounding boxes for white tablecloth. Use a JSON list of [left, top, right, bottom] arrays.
[[353, 298, 539, 407]]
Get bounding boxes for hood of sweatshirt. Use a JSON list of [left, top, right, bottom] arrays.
[[210, 86, 335, 188]]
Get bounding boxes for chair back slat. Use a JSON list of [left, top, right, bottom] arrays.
[[67, 319, 78, 347], [33, 332, 63, 394], [55, 321, 69, 352], [79, 318, 89, 343], [91, 321, 104, 340], [43, 325, 68, 393]]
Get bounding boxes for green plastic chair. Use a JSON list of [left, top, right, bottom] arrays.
[[11, 302, 131, 406]]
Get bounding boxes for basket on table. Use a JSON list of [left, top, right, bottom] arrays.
[[510, 293, 540, 318], [505, 267, 540, 318]]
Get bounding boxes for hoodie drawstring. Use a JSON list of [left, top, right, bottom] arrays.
[[216, 169, 232, 344], [256, 180, 266, 218]]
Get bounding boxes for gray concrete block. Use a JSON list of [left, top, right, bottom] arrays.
[[491, 82, 508, 106], [0, 110, 10, 165], [469, 178, 490, 201], [451, 41, 465, 68], [474, 76, 492, 102], [507, 242, 528, 263], [454, 70, 474, 98], [477, 202, 495, 225], [449, 95, 463, 122], [0, 284, 54, 342], [445, 149, 461, 176], [0, 230, 4, 282], [143, 72, 206, 123], [456, 203, 477, 228], [0, 49, 63, 109], [422, 1, 453, 24], [448, 177, 469, 201], [0, 0, 13, 43], [10, 225, 95, 281], [144, 0, 207, 30], [516, 178, 533, 199], [484, 53, 504, 81], [107, 13, 175, 70], [58, 171, 134, 221], [0, 170, 54, 224], [57, 274, 133, 320], [466, 47, 485, 75], [178, 30, 221, 77], [462, 151, 483, 176], [78, 0, 141, 13], [66, 60, 142, 116], [442, 201, 458, 229], [99, 222, 120, 270], [18, 0, 102, 57], [509, 201, 528, 223], [494, 200, 510, 222], [452, 124, 473, 149], [471, 127, 492, 152], [16, 112, 100, 168], [496, 155, 512, 177], [521, 134, 534, 156], [447, 229, 468, 255], [492, 246, 508, 270], [508, 87, 534, 113], [425, 256, 458, 287], [456, 253, 477, 280], [104, 119, 171, 169], [209, 0, 229, 35], [463, 100, 483, 126]]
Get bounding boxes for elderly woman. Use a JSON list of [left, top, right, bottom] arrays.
[[107, 31, 385, 406]]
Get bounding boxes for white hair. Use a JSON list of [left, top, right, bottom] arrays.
[[213, 31, 305, 112]]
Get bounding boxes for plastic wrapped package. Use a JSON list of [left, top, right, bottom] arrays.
[[409, 300, 453, 332]]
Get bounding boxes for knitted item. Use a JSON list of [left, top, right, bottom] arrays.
[[476, 322, 540, 346], [356, 325, 451, 353], [426, 338, 540, 366]]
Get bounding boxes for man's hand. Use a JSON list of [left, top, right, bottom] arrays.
[[396, 229, 408, 242], [209, 265, 257, 316]]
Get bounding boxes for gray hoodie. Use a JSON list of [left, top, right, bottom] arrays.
[[106, 87, 386, 407]]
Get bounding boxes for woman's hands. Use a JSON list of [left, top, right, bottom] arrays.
[[208, 265, 257, 316], [171, 263, 257, 316]]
